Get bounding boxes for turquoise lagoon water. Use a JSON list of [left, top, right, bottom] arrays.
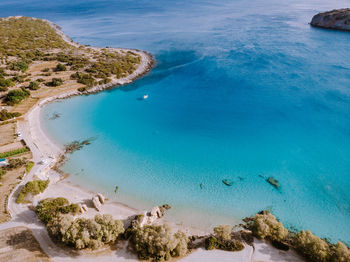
[[2, 0, 350, 243]]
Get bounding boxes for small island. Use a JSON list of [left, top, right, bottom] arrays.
[[311, 9, 350, 31]]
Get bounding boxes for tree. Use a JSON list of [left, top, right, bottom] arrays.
[[3, 88, 30, 105]]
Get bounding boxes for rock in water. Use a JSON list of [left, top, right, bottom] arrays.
[[311, 9, 350, 31], [266, 177, 280, 190], [222, 179, 233, 186]]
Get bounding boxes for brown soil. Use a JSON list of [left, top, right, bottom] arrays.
[[0, 226, 51, 262], [0, 152, 31, 223]]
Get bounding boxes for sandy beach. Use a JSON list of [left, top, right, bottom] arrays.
[[0, 17, 308, 262], [2, 54, 305, 262]]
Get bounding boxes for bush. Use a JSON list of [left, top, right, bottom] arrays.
[[70, 72, 96, 87], [0, 78, 14, 88], [36, 197, 79, 224], [8, 61, 28, 72], [25, 161, 34, 173], [28, 81, 40, 90], [204, 225, 245, 252], [41, 67, 50, 72], [249, 211, 288, 242], [0, 168, 6, 179], [0, 147, 30, 158], [47, 214, 124, 250], [330, 241, 350, 262], [130, 224, 188, 261], [294, 230, 330, 262], [55, 63, 66, 71], [4, 158, 27, 170], [214, 225, 232, 241], [45, 77, 63, 87], [3, 88, 30, 105], [0, 109, 21, 121], [205, 236, 245, 252], [17, 179, 49, 204]]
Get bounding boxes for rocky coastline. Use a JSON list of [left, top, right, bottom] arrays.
[[311, 9, 350, 31]]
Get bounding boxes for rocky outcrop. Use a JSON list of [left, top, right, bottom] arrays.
[[135, 204, 171, 227], [311, 9, 350, 31]]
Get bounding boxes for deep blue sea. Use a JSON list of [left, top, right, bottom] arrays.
[[2, 0, 350, 243]]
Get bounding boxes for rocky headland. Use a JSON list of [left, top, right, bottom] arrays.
[[311, 9, 350, 31]]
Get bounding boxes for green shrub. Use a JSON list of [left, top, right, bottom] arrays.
[[11, 75, 25, 83], [55, 63, 66, 71], [0, 168, 6, 179], [71, 72, 96, 87], [35, 197, 79, 224], [47, 214, 124, 250], [4, 158, 27, 170], [214, 225, 232, 241], [330, 241, 350, 262], [28, 81, 40, 90], [0, 78, 14, 87], [45, 77, 63, 87], [17, 179, 49, 204], [77, 87, 87, 92], [0, 109, 21, 121], [204, 225, 245, 252], [205, 236, 245, 252], [0, 147, 30, 158], [8, 61, 29, 72], [41, 67, 50, 72], [25, 161, 34, 173], [294, 230, 330, 262], [130, 224, 188, 261], [3, 88, 30, 105], [249, 211, 288, 242]]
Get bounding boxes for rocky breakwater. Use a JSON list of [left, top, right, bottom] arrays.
[[311, 9, 350, 31]]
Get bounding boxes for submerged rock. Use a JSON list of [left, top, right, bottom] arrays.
[[311, 9, 350, 31], [222, 179, 233, 186], [266, 177, 280, 190]]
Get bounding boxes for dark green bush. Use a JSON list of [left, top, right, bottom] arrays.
[[205, 236, 245, 251], [3, 88, 30, 105], [45, 77, 63, 87], [47, 214, 124, 250], [55, 63, 66, 71], [0, 168, 6, 179], [8, 61, 29, 72], [17, 179, 49, 204], [0, 78, 14, 88], [0, 109, 21, 121], [130, 224, 188, 261], [28, 81, 40, 90], [4, 158, 27, 170], [35, 197, 78, 224]]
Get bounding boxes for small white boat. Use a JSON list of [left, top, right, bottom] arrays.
[[143, 94, 149, 100]]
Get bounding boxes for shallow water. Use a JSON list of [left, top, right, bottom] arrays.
[[3, 0, 350, 243]]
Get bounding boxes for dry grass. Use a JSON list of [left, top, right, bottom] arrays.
[[0, 122, 16, 146], [0, 152, 31, 223], [12, 97, 39, 115], [0, 226, 51, 262]]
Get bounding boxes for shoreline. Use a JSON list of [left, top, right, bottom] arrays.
[[2, 18, 307, 261]]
